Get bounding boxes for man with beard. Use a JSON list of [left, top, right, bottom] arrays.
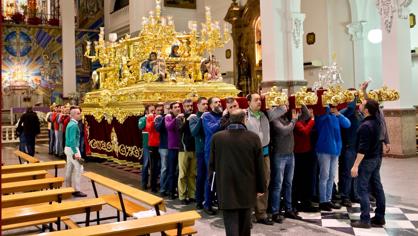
[[220, 97, 239, 130], [189, 97, 209, 209], [177, 99, 197, 204], [202, 97, 223, 215]]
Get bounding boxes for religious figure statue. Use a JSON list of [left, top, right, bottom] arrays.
[[238, 51, 251, 94], [141, 52, 166, 82], [200, 55, 222, 81]]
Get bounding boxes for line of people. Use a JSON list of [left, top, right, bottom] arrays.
[[138, 81, 388, 232]]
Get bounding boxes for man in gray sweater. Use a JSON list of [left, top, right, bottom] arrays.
[[268, 104, 301, 222], [246, 93, 273, 225]]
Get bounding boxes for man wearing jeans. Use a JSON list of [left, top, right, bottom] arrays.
[[268, 104, 300, 223], [155, 103, 170, 196], [189, 97, 208, 209], [351, 99, 386, 228], [315, 106, 350, 211], [64, 107, 87, 197]]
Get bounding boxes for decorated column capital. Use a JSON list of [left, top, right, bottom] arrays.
[[346, 21, 366, 41], [376, 0, 412, 33], [290, 13, 305, 49]]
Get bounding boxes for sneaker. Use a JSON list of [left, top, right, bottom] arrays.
[[256, 217, 274, 225], [284, 211, 302, 220], [351, 221, 371, 228], [72, 191, 87, 197], [371, 217, 386, 227], [341, 199, 352, 207], [272, 214, 284, 223], [203, 207, 217, 215], [330, 201, 341, 209], [319, 202, 332, 212]]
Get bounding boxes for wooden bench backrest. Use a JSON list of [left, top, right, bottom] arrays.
[[1, 170, 48, 183], [37, 211, 201, 236], [1, 160, 66, 175], [1, 177, 64, 194], [14, 150, 40, 164], [2, 187, 75, 208], [83, 172, 163, 207], [2, 198, 106, 226]]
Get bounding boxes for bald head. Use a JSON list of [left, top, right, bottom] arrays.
[[70, 107, 81, 121], [229, 109, 246, 124]]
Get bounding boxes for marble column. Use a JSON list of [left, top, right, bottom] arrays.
[[260, 0, 307, 95], [377, 0, 416, 157], [60, 0, 76, 97], [347, 21, 366, 87]]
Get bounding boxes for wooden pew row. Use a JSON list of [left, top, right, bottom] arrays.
[[36, 211, 201, 236], [2, 187, 75, 208], [2, 198, 106, 231], [2, 177, 64, 194], [82, 172, 196, 236], [14, 150, 40, 164], [1, 160, 66, 177], [2, 170, 48, 183]]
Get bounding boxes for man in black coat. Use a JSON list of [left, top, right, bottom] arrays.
[[209, 109, 266, 236], [17, 107, 40, 156]]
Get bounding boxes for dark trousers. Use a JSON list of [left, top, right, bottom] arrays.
[[223, 208, 252, 236], [293, 152, 315, 206], [141, 146, 150, 189], [24, 133, 36, 156], [167, 149, 179, 194], [357, 158, 386, 223], [339, 147, 359, 200], [149, 146, 161, 192], [49, 129, 55, 154], [195, 151, 206, 204]]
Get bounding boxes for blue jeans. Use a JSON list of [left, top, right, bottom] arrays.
[[339, 147, 359, 200], [317, 153, 338, 203], [195, 152, 206, 205], [269, 153, 295, 214], [141, 146, 150, 188], [167, 149, 179, 194], [159, 148, 169, 193], [204, 151, 215, 208], [357, 158, 386, 223]]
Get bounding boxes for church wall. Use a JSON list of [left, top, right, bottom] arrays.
[[410, 0, 418, 107], [302, 0, 355, 89]]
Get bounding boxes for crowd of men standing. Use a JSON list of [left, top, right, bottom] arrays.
[[138, 81, 388, 235]]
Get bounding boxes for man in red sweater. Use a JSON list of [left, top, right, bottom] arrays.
[[292, 105, 318, 212], [145, 104, 161, 193]]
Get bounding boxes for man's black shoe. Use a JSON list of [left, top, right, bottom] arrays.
[[341, 199, 352, 207], [196, 203, 204, 209], [330, 201, 341, 209], [272, 214, 284, 223], [72, 191, 87, 197], [188, 198, 196, 203], [256, 217, 274, 225], [351, 221, 371, 228], [169, 193, 177, 200], [371, 217, 386, 227], [180, 199, 189, 205], [159, 191, 168, 197], [204, 207, 217, 215], [301, 205, 320, 212], [319, 202, 332, 212], [284, 211, 302, 220]]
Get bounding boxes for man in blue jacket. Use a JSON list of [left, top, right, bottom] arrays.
[[189, 97, 208, 209], [202, 97, 223, 215], [315, 106, 350, 211], [155, 102, 170, 196]]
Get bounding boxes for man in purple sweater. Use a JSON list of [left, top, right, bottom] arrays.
[[165, 102, 184, 199]]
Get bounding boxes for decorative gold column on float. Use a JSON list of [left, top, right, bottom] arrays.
[[83, 0, 239, 124]]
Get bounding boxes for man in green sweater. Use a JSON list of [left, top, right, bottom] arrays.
[[64, 107, 87, 197]]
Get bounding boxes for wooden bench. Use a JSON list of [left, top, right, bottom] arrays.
[[2, 187, 75, 208], [14, 150, 40, 164], [2, 216, 76, 231], [2, 170, 48, 183], [1, 160, 66, 177], [37, 211, 201, 236], [2, 198, 106, 231], [83, 172, 196, 235], [2, 177, 64, 194]]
